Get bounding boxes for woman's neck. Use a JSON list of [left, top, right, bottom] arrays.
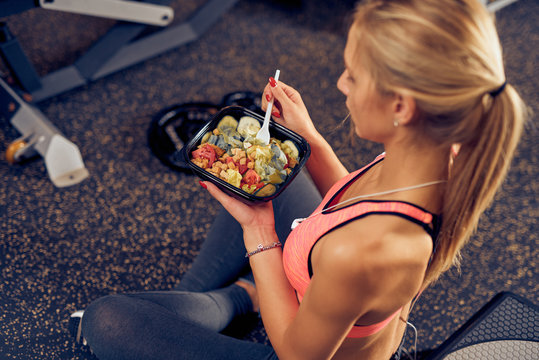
[[342, 139, 449, 213], [378, 144, 449, 187]]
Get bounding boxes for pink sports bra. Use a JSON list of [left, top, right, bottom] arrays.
[[282, 154, 439, 338]]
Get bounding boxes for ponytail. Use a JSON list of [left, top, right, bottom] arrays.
[[425, 85, 526, 285]]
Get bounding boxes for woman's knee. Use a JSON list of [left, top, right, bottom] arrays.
[[82, 294, 134, 345]]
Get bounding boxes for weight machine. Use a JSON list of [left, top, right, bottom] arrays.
[[0, 0, 238, 186]]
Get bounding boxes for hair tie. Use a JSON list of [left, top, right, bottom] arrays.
[[489, 81, 507, 97]]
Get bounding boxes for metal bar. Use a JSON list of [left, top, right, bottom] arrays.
[[39, 0, 174, 27], [0, 22, 42, 92], [91, 23, 197, 79], [73, 1, 173, 79], [31, 65, 86, 102], [74, 22, 149, 79], [91, 0, 239, 80]]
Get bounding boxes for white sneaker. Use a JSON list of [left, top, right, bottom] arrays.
[[68, 310, 87, 345]]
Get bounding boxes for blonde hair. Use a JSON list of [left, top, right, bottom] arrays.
[[350, 0, 526, 285]]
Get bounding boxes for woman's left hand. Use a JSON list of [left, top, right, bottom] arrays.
[[201, 181, 275, 231]]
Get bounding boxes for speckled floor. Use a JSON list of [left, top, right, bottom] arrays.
[[0, 1, 537, 359]]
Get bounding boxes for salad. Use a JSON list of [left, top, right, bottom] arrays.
[[190, 114, 300, 196]]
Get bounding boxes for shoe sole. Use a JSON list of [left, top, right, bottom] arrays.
[[68, 310, 86, 345]]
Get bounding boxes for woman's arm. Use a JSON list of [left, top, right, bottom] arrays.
[[251, 236, 359, 360], [262, 81, 349, 196], [203, 183, 378, 359], [304, 136, 349, 197]]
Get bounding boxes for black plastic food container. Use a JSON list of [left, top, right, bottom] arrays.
[[183, 106, 311, 203]]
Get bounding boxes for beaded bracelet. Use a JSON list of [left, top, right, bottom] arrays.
[[245, 242, 282, 258]]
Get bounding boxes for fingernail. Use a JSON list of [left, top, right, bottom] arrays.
[[272, 111, 280, 118], [266, 93, 271, 102], [199, 180, 207, 189], [269, 77, 277, 87]]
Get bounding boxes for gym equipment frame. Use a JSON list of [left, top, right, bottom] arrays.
[[0, 0, 239, 186]]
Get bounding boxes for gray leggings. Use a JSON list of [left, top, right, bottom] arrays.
[[81, 171, 322, 360]]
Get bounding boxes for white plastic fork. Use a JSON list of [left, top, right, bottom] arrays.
[[256, 69, 280, 145]]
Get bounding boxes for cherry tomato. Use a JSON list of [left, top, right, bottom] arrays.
[[238, 163, 248, 175], [243, 169, 261, 186], [192, 144, 216, 167]]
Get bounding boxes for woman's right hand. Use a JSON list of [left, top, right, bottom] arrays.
[[261, 79, 320, 142]]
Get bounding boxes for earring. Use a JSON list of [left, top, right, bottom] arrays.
[[393, 119, 399, 127]]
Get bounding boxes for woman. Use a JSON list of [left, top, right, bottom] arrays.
[[77, 0, 526, 359]]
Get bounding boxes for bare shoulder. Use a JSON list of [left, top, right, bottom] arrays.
[[311, 214, 433, 313]]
